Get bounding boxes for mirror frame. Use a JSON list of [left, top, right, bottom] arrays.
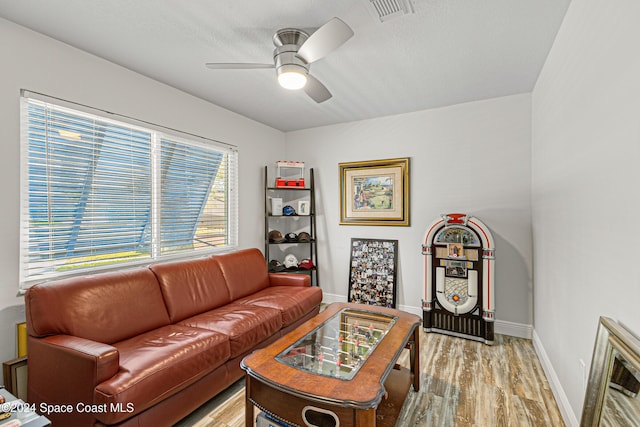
[[581, 316, 640, 426]]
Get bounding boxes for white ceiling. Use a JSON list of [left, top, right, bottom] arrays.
[[0, 0, 571, 132]]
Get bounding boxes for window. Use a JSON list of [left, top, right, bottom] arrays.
[[20, 93, 238, 289]]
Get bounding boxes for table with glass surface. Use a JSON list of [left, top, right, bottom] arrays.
[[241, 302, 421, 427]]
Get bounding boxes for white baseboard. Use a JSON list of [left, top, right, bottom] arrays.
[[495, 319, 532, 339], [321, 292, 345, 305], [322, 293, 531, 339], [532, 329, 579, 427]]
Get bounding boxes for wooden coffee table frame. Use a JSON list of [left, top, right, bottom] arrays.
[[241, 303, 421, 427]]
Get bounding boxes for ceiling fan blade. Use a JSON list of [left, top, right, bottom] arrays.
[[297, 17, 354, 64], [205, 63, 274, 70], [304, 74, 332, 103]]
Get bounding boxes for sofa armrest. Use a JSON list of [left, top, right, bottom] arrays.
[[28, 335, 119, 414], [268, 273, 311, 287]]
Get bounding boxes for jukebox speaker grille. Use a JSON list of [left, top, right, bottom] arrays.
[[433, 311, 482, 338]]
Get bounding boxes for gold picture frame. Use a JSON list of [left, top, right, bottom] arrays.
[[339, 157, 409, 226]]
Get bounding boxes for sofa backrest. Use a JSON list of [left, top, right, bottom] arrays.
[[25, 268, 171, 344], [149, 256, 231, 323], [214, 248, 270, 301]]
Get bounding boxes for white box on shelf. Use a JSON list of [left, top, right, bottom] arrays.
[[271, 198, 283, 216]]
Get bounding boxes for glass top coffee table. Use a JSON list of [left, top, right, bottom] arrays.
[[241, 302, 421, 427]]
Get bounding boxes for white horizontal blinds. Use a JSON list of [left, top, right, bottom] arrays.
[[20, 94, 238, 289], [22, 99, 152, 285], [226, 149, 239, 248], [159, 137, 234, 253]]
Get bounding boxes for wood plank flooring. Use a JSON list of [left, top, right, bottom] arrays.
[[174, 330, 565, 427]]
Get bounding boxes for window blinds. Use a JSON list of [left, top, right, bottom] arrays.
[[20, 93, 238, 289]]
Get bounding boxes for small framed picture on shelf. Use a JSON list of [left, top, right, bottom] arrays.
[[298, 200, 310, 215]]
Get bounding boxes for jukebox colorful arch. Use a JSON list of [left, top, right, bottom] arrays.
[[422, 213, 495, 344]]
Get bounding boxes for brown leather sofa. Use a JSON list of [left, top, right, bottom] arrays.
[[24, 248, 322, 426]]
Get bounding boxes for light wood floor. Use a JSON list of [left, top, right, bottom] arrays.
[[175, 329, 565, 427]]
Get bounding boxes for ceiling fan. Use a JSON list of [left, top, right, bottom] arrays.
[[205, 17, 354, 103]]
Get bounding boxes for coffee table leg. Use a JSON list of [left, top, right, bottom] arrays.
[[411, 325, 420, 391], [245, 376, 253, 427], [355, 408, 377, 427]]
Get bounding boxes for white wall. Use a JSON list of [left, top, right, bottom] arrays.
[[532, 0, 640, 423], [285, 94, 533, 332], [0, 18, 285, 367]]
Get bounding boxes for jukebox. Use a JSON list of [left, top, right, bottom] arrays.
[[421, 213, 495, 344]]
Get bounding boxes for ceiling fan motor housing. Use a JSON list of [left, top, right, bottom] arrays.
[[274, 49, 308, 74], [272, 28, 309, 48], [273, 28, 310, 80]]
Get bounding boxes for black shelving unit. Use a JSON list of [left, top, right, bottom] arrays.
[[264, 166, 318, 286]]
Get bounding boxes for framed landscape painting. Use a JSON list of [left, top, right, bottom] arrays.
[[339, 157, 409, 226]]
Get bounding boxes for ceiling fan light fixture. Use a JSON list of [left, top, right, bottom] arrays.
[[205, 17, 353, 101], [277, 64, 308, 90]]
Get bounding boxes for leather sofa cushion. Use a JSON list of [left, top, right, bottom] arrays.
[[149, 256, 231, 323], [214, 248, 270, 301], [26, 268, 170, 344], [238, 286, 323, 327], [178, 303, 282, 358], [94, 324, 229, 425]]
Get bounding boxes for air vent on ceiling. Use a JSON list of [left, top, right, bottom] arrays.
[[366, 0, 415, 22]]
